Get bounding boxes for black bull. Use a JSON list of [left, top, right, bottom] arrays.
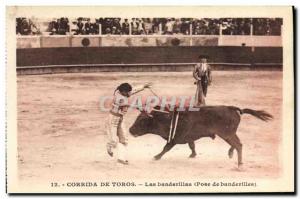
[[129, 106, 273, 167]]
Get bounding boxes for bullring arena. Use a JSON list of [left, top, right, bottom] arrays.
[[15, 16, 283, 190], [17, 70, 282, 184]]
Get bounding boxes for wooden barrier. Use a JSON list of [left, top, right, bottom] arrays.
[[16, 35, 282, 48], [17, 62, 282, 75], [17, 46, 282, 67]]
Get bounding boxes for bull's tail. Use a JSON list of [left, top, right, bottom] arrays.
[[229, 106, 273, 122]]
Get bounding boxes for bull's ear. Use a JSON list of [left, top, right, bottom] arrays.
[[139, 109, 153, 118], [134, 106, 144, 112], [136, 107, 142, 112]]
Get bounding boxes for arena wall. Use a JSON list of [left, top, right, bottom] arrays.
[[16, 35, 283, 74], [218, 35, 282, 47], [16, 35, 281, 49], [17, 46, 282, 66]]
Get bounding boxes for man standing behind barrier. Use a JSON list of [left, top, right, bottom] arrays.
[[193, 55, 212, 106]]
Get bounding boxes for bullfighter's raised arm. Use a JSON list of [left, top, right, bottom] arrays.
[[131, 83, 152, 95]]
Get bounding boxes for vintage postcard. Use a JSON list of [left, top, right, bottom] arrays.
[[6, 6, 294, 193]]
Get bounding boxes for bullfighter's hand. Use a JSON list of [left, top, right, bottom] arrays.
[[144, 82, 152, 89]]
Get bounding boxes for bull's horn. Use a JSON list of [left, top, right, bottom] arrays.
[[152, 109, 170, 114]]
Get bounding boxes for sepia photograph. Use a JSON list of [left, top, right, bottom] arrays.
[[6, 6, 294, 193]]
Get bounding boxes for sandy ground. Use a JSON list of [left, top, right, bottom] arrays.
[[17, 71, 282, 187]]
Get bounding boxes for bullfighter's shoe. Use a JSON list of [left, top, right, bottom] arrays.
[[107, 150, 113, 157], [106, 145, 113, 157], [117, 159, 129, 165]]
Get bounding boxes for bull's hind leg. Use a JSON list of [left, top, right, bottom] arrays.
[[154, 142, 176, 160], [188, 141, 197, 158], [232, 135, 243, 167], [226, 135, 243, 167]]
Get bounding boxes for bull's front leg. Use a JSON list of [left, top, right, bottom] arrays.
[[188, 141, 197, 158], [154, 142, 176, 160]]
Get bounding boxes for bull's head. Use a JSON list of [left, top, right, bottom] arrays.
[[129, 110, 155, 137], [129, 106, 171, 138]]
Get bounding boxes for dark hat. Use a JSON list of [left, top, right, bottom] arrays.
[[117, 83, 132, 93], [198, 54, 209, 59]]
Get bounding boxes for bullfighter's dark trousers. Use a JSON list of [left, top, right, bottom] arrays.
[[201, 80, 208, 97]]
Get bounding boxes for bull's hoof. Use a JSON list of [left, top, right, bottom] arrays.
[[237, 163, 245, 171], [228, 151, 233, 159], [153, 155, 161, 160], [189, 153, 197, 158]]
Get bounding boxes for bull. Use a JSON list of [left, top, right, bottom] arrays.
[[129, 106, 273, 167]]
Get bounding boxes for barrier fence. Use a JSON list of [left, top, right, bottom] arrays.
[[17, 35, 282, 49], [16, 62, 282, 75], [16, 35, 282, 75]]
